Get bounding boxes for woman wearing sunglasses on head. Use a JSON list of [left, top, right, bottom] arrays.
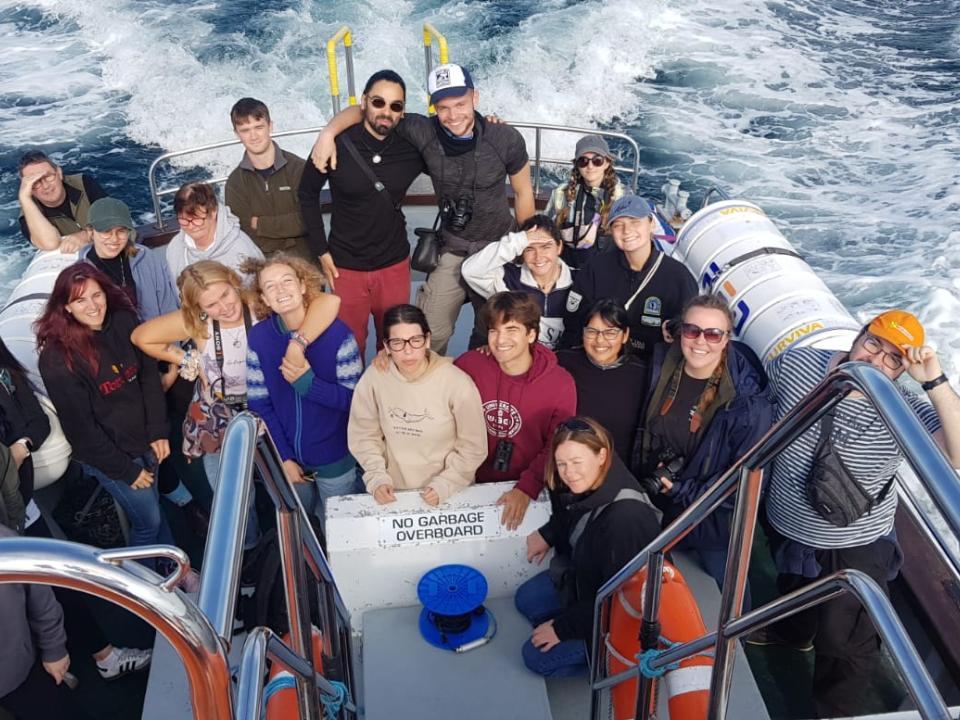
[[557, 299, 649, 466], [632, 294, 773, 591], [348, 304, 487, 506], [517, 416, 660, 677], [546, 134, 629, 269]]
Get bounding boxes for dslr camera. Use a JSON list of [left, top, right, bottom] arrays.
[[440, 196, 474, 232], [640, 452, 685, 496]]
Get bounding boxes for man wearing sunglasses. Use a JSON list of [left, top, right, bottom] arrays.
[[299, 70, 426, 358], [756, 310, 960, 717], [560, 195, 697, 359], [310, 62, 536, 356], [225, 98, 312, 262], [17, 150, 106, 253]]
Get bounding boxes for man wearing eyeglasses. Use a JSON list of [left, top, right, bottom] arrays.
[[17, 150, 107, 253], [310, 62, 536, 356], [225, 98, 312, 262], [560, 195, 697, 358], [755, 310, 960, 717], [299, 70, 426, 359]]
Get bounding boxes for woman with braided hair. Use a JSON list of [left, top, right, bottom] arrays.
[[545, 134, 629, 268], [632, 294, 774, 590]]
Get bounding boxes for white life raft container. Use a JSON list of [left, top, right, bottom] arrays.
[[670, 200, 860, 366]]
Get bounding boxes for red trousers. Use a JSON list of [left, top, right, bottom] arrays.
[[334, 258, 412, 358]]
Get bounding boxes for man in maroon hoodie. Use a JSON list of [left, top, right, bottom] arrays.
[[456, 292, 577, 529]]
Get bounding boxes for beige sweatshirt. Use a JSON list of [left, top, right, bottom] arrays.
[[348, 352, 487, 502]]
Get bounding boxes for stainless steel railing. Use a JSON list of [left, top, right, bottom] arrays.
[[0, 540, 233, 720], [589, 361, 959, 720], [201, 412, 357, 720], [146, 121, 642, 228]]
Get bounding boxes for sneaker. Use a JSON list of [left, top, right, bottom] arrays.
[[96, 646, 153, 680], [745, 625, 814, 652]]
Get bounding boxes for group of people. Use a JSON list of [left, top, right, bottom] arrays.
[[9, 59, 960, 719]]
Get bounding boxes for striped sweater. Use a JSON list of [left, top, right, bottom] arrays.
[[765, 346, 940, 549], [246, 314, 361, 468]]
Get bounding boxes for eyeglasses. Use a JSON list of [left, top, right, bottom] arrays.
[[583, 327, 623, 341], [177, 213, 209, 228], [679, 323, 728, 343], [34, 172, 59, 187], [386, 334, 427, 351], [368, 96, 405, 113], [576, 155, 607, 169], [555, 417, 597, 436], [861, 335, 904, 370]]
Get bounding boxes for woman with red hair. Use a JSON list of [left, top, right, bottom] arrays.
[[36, 264, 173, 568]]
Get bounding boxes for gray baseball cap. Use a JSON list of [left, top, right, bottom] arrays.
[[607, 195, 654, 223], [574, 134, 611, 159], [87, 197, 135, 232]]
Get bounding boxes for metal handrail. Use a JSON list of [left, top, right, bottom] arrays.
[[0, 539, 234, 720], [422, 23, 449, 115], [326, 26, 357, 116], [589, 360, 960, 720], [508, 122, 641, 196], [146, 121, 642, 229], [201, 412, 356, 719]]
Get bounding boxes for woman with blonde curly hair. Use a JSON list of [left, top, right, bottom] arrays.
[[131, 260, 339, 546], [545, 134, 629, 268], [243, 254, 363, 534]]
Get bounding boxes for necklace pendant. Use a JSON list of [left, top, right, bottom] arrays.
[[372, 154, 382, 164]]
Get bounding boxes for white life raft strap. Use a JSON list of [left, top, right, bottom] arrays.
[[706, 246, 803, 290]]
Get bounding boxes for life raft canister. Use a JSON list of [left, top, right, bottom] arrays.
[[265, 626, 324, 720], [605, 562, 713, 720]]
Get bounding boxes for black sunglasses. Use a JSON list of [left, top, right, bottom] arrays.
[[555, 417, 597, 436], [679, 323, 728, 344], [576, 156, 606, 168], [368, 96, 404, 113]]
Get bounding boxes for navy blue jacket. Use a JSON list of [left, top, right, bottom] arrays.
[[633, 341, 774, 549]]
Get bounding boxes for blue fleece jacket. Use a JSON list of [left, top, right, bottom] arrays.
[[246, 314, 361, 469], [82, 243, 180, 321]]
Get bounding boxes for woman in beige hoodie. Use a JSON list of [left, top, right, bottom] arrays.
[[348, 304, 487, 506]]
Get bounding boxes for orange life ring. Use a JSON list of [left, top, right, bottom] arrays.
[[606, 562, 713, 720], [265, 626, 324, 720]]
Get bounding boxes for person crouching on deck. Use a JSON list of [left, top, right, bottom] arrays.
[[243, 255, 362, 534], [517, 416, 661, 677], [454, 292, 577, 530], [348, 304, 487, 507]]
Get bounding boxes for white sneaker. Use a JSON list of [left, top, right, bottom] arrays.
[[96, 646, 152, 680]]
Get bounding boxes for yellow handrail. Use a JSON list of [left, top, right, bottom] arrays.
[[422, 22, 450, 115], [326, 25, 357, 115]]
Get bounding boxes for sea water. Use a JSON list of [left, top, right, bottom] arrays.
[[1, 0, 959, 372]]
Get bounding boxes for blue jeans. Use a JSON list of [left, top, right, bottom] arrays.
[[515, 571, 588, 677], [298, 463, 363, 535], [202, 452, 260, 551], [82, 454, 174, 571]]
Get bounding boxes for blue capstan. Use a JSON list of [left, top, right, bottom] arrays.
[[417, 564, 492, 651]]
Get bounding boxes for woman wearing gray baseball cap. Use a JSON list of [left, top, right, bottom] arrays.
[[546, 134, 630, 269], [81, 197, 180, 322]]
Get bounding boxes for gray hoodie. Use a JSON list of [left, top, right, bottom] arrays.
[[0, 524, 67, 696], [165, 205, 264, 283]]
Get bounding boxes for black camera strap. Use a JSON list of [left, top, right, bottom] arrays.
[[340, 134, 401, 213], [211, 306, 252, 407]]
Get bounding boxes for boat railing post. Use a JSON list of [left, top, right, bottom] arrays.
[[533, 128, 542, 197], [326, 26, 352, 117], [707, 465, 764, 720], [422, 23, 449, 115], [147, 156, 165, 229], [634, 551, 665, 719]]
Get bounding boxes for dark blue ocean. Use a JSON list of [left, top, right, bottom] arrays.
[[1, 0, 959, 365]]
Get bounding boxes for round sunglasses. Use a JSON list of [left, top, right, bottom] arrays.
[[368, 96, 405, 113], [576, 155, 607, 169]]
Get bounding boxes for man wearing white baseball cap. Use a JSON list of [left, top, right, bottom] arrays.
[[311, 62, 535, 355]]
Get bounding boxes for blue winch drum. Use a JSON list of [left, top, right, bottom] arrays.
[[417, 564, 490, 651]]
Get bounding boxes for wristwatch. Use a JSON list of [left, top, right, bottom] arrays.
[[921, 374, 949, 392], [14, 438, 32, 455]]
